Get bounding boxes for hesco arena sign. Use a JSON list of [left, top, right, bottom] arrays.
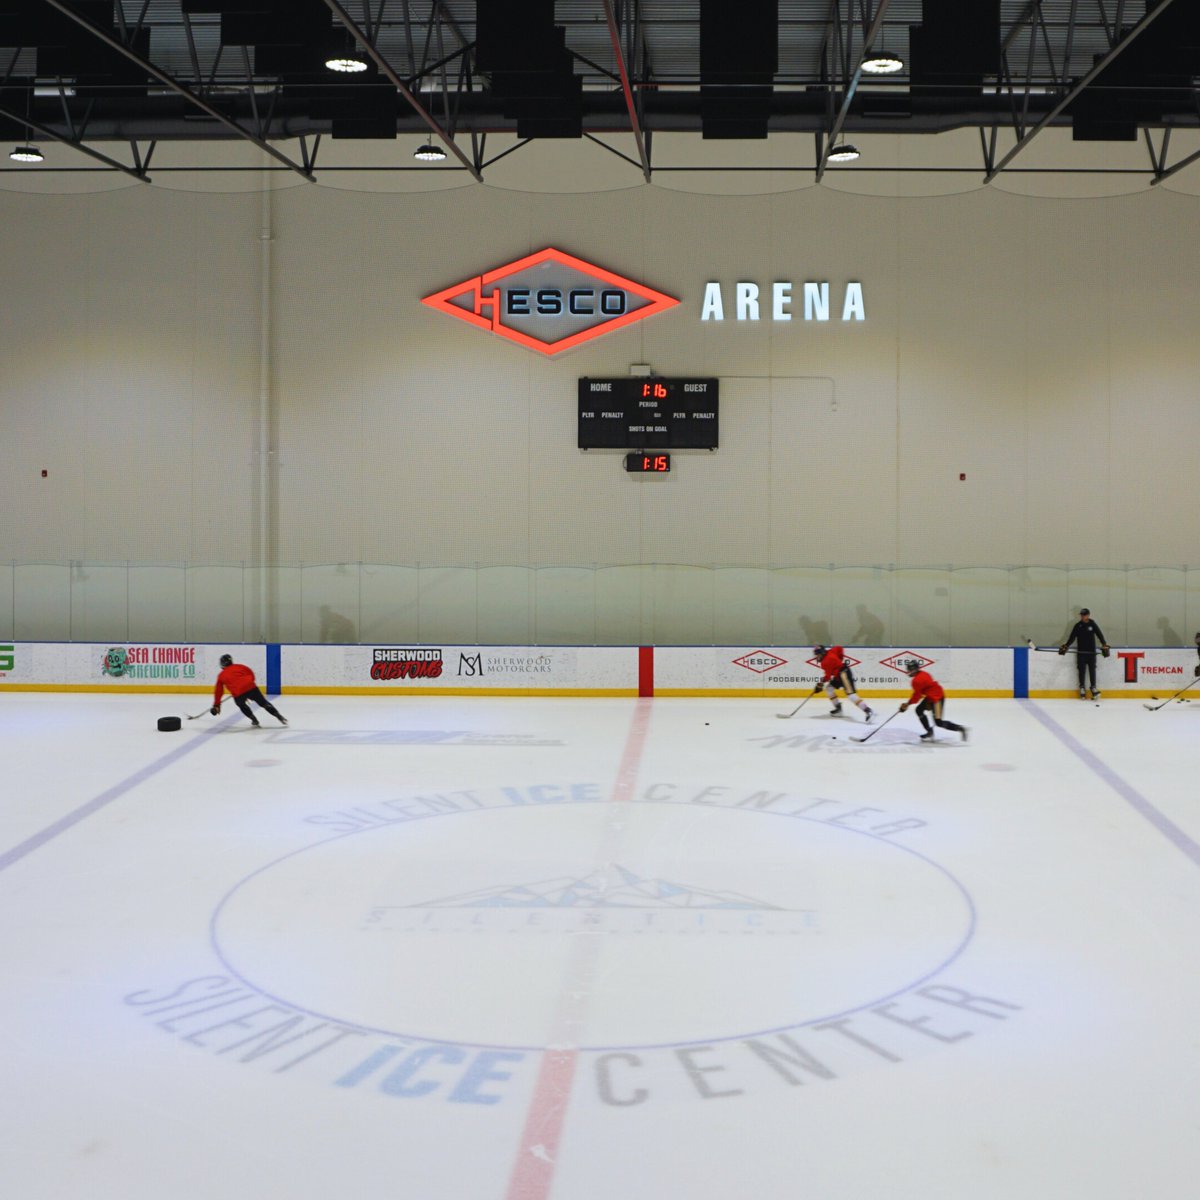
[[421, 247, 679, 356]]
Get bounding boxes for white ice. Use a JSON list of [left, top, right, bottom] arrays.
[[2, 692, 1199, 1200]]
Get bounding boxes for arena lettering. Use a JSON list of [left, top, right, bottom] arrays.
[[700, 280, 866, 322]]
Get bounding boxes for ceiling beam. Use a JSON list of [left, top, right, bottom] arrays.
[[984, 0, 1181, 183], [602, 0, 651, 182], [816, 0, 893, 181], [0, 98, 151, 181], [320, 0, 483, 182], [38, 0, 315, 182]]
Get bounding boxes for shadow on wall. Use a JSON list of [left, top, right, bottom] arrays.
[[319, 605, 358, 644], [851, 604, 885, 645], [798, 615, 831, 647], [1156, 616, 1183, 647], [800, 607, 886, 648]]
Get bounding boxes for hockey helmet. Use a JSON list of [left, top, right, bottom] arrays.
[[812, 644, 827, 657], [219, 653, 233, 668], [904, 658, 923, 674]]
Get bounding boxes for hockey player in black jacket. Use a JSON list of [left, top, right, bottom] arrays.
[[1059, 608, 1110, 699]]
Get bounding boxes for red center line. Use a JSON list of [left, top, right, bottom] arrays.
[[503, 699, 654, 1200]]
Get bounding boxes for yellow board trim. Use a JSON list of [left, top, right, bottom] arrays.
[[0, 684, 212, 694], [280, 686, 638, 697], [653, 688, 1012, 699], [0, 684, 1172, 699]]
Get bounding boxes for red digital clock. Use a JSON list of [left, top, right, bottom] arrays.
[[624, 452, 671, 473]]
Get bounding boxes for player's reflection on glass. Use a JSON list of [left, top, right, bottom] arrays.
[[851, 604, 885, 645], [1156, 616, 1183, 647], [319, 605, 358, 644], [798, 615, 831, 647]]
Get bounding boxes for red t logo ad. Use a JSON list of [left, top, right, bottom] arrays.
[[1117, 651, 1144, 683]]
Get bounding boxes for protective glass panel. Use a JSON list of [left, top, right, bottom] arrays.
[[534, 567, 596, 645], [185, 566, 247, 643], [14, 564, 70, 641], [129, 566, 187, 643]]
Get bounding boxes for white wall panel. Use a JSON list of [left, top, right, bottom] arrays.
[[3, 178, 1200, 650]]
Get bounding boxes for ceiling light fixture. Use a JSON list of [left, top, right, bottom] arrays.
[[9, 144, 44, 163], [413, 142, 447, 162], [862, 49, 904, 75], [326, 51, 367, 72], [827, 142, 860, 163]]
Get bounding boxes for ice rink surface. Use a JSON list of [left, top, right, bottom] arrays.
[[2, 690, 1199, 1200]]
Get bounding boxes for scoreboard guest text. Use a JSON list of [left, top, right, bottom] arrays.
[[577, 378, 719, 449]]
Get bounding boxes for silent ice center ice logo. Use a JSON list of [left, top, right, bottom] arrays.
[[202, 784, 978, 1052], [125, 783, 1022, 1106]]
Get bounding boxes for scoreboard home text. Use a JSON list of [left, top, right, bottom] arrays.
[[578, 378, 719, 450]]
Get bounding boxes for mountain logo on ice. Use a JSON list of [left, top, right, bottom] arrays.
[[359, 865, 821, 935], [418, 864, 782, 910]]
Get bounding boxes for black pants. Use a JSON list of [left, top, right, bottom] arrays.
[[233, 686, 284, 724], [1076, 652, 1098, 691], [915, 697, 965, 734]]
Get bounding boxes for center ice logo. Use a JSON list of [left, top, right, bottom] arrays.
[[203, 785, 976, 1053], [421, 247, 679, 356], [126, 782, 1021, 1107], [363, 864, 815, 936]]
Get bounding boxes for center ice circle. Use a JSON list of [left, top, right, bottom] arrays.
[[210, 795, 974, 1051]]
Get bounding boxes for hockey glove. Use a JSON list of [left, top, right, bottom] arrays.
[[1194, 664, 1200, 677], [1057, 645, 1067, 655], [899, 702, 908, 712], [210, 705, 220, 716], [1101, 645, 1110, 657]]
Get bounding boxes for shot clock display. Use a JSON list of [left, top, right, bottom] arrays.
[[578, 378, 719, 449], [625, 452, 671, 472]]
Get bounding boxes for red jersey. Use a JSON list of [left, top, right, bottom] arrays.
[[214, 663, 257, 703], [907, 670, 945, 704], [819, 646, 847, 682]]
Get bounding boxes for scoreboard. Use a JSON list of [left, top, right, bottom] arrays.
[[578, 378, 719, 450]]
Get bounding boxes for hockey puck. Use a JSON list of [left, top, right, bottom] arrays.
[[156, 716, 182, 732]]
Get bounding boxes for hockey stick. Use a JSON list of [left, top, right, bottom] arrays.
[[1024, 639, 1107, 656], [1144, 675, 1200, 711], [850, 708, 902, 743], [186, 697, 224, 720], [777, 689, 820, 719]]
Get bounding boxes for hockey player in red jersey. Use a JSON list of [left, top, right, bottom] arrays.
[[212, 654, 288, 727], [899, 659, 967, 742], [812, 644, 874, 722]]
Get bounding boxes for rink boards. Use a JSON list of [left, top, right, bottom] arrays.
[[0, 641, 1196, 698]]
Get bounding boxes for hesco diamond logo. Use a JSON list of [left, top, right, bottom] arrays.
[[421, 247, 679, 356], [880, 651, 935, 673], [732, 650, 787, 674], [807, 651, 861, 668]]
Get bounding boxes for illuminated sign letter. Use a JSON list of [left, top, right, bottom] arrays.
[[804, 282, 829, 322], [701, 282, 725, 322], [842, 282, 866, 321], [772, 282, 792, 321], [736, 282, 760, 321]]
